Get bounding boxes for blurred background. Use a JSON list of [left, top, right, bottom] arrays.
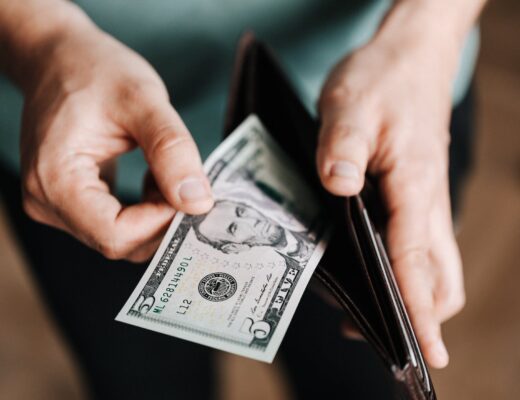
[[0, 1, 518, 399]]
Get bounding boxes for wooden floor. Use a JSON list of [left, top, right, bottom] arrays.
[[0, 1, 518, 399]]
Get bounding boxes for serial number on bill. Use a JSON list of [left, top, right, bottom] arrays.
[[159, 256, 193, 304]]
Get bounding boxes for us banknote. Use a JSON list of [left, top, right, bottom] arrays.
[[116, 115, 329, 362]]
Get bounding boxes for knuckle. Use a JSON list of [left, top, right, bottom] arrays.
[[22, 197, 42, 222], [406, 176, 434, 200], [389, 135, 448, 177], [148, 130, 193, 158], [319, 124, 344, 149], [323, 122, 368, 144], [320, 86, 351, 109], [22, 170, 42, 198], [119, 78, 166, 105], [61, 89, 91, 111], [403, 248, 430, 269], [120, 80, 144, 102], [34, 160, 64, 204], [442, 289, 466, 317], [22, 169, 54, 224], [126, 251, 151, 264], [22, 197, 54, 227], [393, 247, 432, 280], [451, 292, 466, 314], [318, 124, 372, 164], [320, 84, 375, 112], [93, 232, 130, 260], [391, 160, 444, 196], [98, 240, 125, 260], [407, 159, 441, 181], [418, 331, 440, 350]]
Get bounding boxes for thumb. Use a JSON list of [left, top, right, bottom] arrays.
[[131, 100, 214, 215], [317, 89, 377, 196]]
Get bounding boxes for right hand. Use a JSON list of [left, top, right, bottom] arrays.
[[315, 7, 465, 368], [20, 18, 214, 262]]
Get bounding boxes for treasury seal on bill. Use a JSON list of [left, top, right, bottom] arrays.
[[198, 272, 238, 302]]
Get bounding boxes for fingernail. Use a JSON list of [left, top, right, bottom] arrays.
[[178, 178, 211, 203], [330, 161, 359, 180]]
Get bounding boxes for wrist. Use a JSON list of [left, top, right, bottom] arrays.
[[370, 1, 468, 81], [1, 2, 96, 91], [380, 0, 483, 45]]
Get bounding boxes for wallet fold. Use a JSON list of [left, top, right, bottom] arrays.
[[223, 32, 436, 400]]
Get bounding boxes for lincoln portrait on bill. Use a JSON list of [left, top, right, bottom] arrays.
[[191, 199, 315, 264]]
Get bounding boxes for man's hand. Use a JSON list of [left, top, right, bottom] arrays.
[[8, 4, 213, 262], [316, 2, 483, 368]]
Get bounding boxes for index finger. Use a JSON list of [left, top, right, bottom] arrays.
[[382, 167, 449, 368], [121, 94, 214, 215], [48, 160, 175, 260]]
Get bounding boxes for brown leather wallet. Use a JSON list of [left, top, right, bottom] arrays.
[[222, 32, 436, 400]]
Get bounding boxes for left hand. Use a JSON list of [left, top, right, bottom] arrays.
[[317, 5, 466, 369]]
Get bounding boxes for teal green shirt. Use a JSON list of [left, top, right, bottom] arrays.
[[0, 0, 479, 197]]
